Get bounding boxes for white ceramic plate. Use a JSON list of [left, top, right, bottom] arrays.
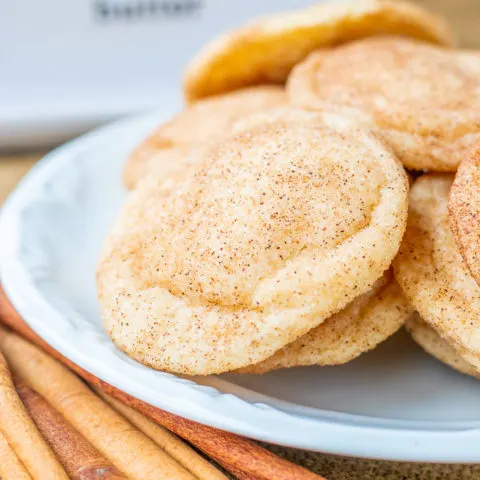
[[2, 112, 480, 463]]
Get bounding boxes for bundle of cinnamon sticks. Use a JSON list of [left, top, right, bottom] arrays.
[[0, 287, 324, 480]]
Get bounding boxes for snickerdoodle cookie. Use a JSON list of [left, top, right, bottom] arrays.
[[124, 86, 285, 189], [406, 315, 480, 379], [240, 271, 412, 373], [288, 37, 480, 171], [394, 174, 480, 372], [449, 145, 480, 287], [184, 0, 453, 102], [99, 110, 408, 375]]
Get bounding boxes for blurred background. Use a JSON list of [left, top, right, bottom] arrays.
[[0, 0, 480, 152], [1, 0, 311, 150], [2, 0, 478, 152]]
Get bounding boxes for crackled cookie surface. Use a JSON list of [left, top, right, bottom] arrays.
[[184, 0, 453, 102], [394, 174, 480, 372], [239, 271, 412, 374], [406, 315, 480, 379], [288, 37, 480, 171], [124, 86, 285, 189], [99, 111, 408, 375]]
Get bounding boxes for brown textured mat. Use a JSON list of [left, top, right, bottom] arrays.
[[263, 444, 480, 479]]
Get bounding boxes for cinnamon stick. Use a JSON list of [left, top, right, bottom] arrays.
[[0, 327, 198, 480], [0, 347, 68, 479], [15, 378, 125, 480], [96, 389, 227, 480], [0, 286, 325, 480], [0, 430, 32, 480]]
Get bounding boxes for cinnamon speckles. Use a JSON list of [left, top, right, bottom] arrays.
[[240, 271, 412, 373], [394, 175, 480, 373], [158, 121, 382, 307], [449, 144, 480, 287], [97, 108, 408, 375], [288, 37, 480, 171], [183, 0, 453, 102], [123, 86, 285, 190]]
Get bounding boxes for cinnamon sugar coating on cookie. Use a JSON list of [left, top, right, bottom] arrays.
[[124, 86, 285, 189], [449, 144, 480, 287], [99, 111, 408, 375], [240, 271, 412, 373], [288, 37, 480, 171], [184, 0, 454, 102], [394, 174, 480, 372]]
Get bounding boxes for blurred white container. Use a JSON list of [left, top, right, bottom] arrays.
[[0, 0, 315, 149]]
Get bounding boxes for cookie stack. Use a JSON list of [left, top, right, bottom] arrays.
[[97, 0, 480, 378]]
